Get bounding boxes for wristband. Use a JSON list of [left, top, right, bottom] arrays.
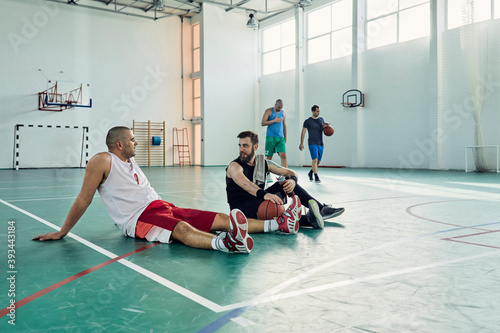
[[290, 176, 298, 183], [256, 189, 267, 200]]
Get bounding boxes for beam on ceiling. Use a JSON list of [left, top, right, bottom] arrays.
[[225, 0, 251, 12], [197, 0, 292, 15], [45, 0, 193, 20], [116, 0, 140, 12]]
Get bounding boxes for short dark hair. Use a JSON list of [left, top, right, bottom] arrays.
[[311, 105, 319, 112], [106, 126, 131, 149], [237, 131, 259, 145]]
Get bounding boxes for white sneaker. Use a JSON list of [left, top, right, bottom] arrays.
[[221, 209, 253, 254]]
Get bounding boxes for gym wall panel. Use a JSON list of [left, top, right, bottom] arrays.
[[0, 0, 184, 168], [202, 3, 257, 166], [361, 37, 431, 169], [303, 56, 354, 168], [438, 20, 500, 171]]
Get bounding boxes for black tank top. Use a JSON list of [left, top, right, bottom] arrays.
[[226, 157, 268, 208]]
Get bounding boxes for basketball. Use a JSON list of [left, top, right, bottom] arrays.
[[324, 125, 334, 136], [257, 201, 285, 220]]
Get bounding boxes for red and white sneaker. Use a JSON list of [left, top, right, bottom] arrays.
[[222, 209, 254, 254], [275, 195, 301, 234]]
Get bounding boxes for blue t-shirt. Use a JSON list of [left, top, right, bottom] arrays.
[[303, 117, 325, 146], [266, 108, 285, 138]]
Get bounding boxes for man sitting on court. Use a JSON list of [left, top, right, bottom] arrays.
[[33, 126, 301, 254], [226, 131, 345, 229]]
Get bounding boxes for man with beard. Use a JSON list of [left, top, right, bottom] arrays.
[[33, 126, 301, 254], [226, 131, 345, 229]]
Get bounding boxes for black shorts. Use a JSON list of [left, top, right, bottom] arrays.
[[230, 182, 286, 219]]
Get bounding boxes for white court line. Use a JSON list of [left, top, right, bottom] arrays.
[[0, 185, 82, 191], [7, 196, 80, 203], [4, 194, 101, 203], [448, 181, 500, 190], [3, 191, 222, 204], [219, 249, 500, 311], [218, 222, 500, 311], [6, 197, 497, 315], [0, 198, 223, 312], [230, 230, 425, 305]]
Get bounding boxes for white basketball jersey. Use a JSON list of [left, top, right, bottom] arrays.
[[97, 152, 161, 237]]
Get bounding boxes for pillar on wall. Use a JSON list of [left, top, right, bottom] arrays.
[[295, 7, 306, 167]]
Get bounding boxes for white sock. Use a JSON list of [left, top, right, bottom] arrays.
[[264, 219, 279, 232], [211, 234, 228, 252]]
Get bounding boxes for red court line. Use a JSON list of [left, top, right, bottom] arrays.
[[0, 242, 160, 318], [443, 238, 500, 250], [445, 229, 500, 239], [441, 229, 500, 250]]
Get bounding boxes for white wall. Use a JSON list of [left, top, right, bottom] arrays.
[[0, 0, 186, 168], [439, 20, 500, 170], [303, 56, 355, 168], [258, 5, 500, 171], [3, 1, 499, 171], [361, 37, 431, 169], [201, 4, 257, 166]]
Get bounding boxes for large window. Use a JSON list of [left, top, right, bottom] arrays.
[[193, 78, 201, 118], [262, 20, 295, 75], [192, 23, 200, 73], [448, 0, 499, 29], [366, 0, 430, 49], [307, 0, 353, 64], [192, 24, 201, 118]]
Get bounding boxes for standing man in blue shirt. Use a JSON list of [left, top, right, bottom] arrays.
[[299, 105, 329, 183], [261, 99, 288, 169]]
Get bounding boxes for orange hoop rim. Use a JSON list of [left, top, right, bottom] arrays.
[[341, 102, 354, 108]]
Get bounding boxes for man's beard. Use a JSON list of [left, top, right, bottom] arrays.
[[124, 147, 136, 159], [239, 150, 255, 164]]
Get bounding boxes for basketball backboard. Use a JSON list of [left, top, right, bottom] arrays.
[[341, 89, 364, 108], [39, 80, 92, 111]]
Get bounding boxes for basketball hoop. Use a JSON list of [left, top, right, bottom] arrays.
[[38, 80, 92, 111], [341, 89, 364, 109]]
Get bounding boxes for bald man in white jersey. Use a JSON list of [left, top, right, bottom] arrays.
[[33, 126, 301, 254]]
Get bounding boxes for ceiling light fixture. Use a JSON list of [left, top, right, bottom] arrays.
[[153, 0, 165, 11], [246, 11, 259, 29], [298, 0, 312, 7]]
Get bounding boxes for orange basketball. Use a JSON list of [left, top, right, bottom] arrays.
[[324, 125, 334, 136], [257, 201, 285, 220]]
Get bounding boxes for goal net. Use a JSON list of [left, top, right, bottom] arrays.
[[14, 125, 89, 169]]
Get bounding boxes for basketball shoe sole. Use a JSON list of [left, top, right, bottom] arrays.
[[224, 209, 254, 254]]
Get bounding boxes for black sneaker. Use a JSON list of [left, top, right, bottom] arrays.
[[321, 205, 345, 220], [308, 169, 313, 181], [314, 174, 321, 183]]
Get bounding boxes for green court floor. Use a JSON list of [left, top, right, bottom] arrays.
[[1, 166, 499, 332]]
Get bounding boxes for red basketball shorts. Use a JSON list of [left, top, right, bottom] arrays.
[[135, 200, 217, 243]]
